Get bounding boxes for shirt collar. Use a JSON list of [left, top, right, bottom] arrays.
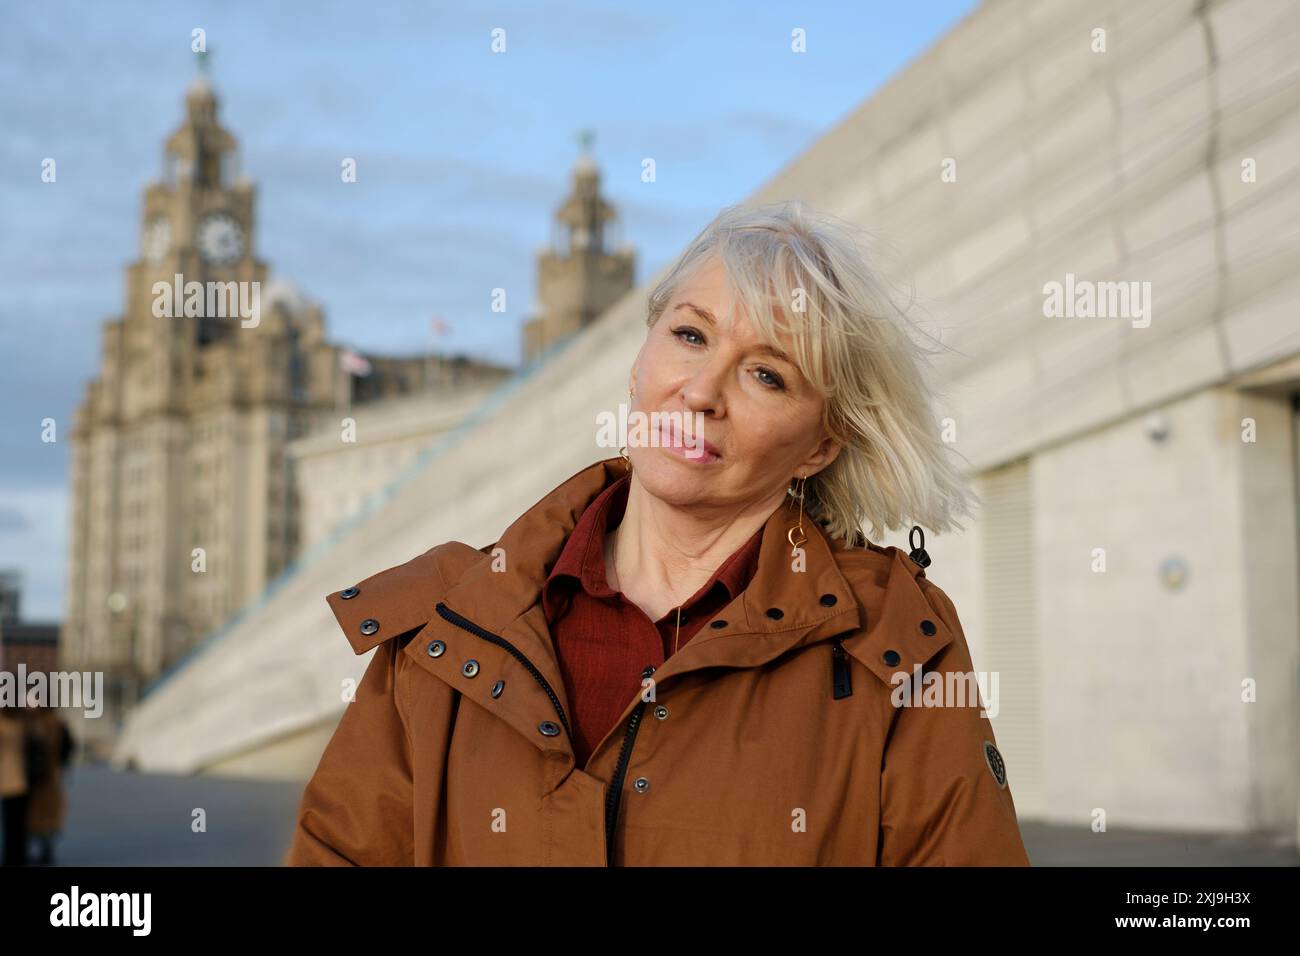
[[542, 473, 764, 620]]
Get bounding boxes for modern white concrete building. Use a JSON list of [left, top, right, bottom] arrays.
[[115, 0, 1300, 842], [287, 384, 502, 553]]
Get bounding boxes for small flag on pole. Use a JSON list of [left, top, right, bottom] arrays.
[[431, 315, 450, 336], [338, 348, 372, 376]]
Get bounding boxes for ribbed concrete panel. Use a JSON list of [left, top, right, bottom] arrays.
[[977, 459, 1044, 817]]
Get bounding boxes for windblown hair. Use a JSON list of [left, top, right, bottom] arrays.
[[645, 199, 978, 544]]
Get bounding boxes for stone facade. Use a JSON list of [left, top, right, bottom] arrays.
[[64, 79, 507, 712]]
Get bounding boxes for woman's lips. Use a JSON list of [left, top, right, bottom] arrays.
[[656, 419, 721, 462]]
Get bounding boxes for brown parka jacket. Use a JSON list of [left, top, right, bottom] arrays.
[[285, 456, 1031, 866]]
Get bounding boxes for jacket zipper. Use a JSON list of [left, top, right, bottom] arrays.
[[604, 697, 647, 867], [435, 600, 642, 867], [434, 602, 573, 742], [831, 638, 853, 699], [437, 601, 849, 864]]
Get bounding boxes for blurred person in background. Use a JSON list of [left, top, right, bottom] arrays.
[[24, 697, 73, 866], [0, 702, 29, 866]]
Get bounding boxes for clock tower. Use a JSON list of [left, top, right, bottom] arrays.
[[65, 77, 338, 713], [132, 74, 263, 349], [66, 72, 513, 748]]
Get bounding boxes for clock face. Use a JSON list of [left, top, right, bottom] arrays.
[[197, 213, 244, 266], [142, 216, 171, 264]]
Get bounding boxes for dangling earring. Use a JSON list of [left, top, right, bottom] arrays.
[[620, 386, 634, 468], [787, 474, 807, 551]]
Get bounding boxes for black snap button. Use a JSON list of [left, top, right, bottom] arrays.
[[462, 659, 480, 678], [538, 721, 561, 737], [359, 618, 379, 636], [710, 619, 727, 629], [920, 619, 937, 636], [339, 586, 359, 599], [491, 679, 505, 698], [765, 607, 784, 620], [654, 705, 668, 720], [883, 649, 901, 666], [427, 640, 445, 657], [642, 665, 656, 679], [633, 777, 650, 793], [819, 593, 837, 607]]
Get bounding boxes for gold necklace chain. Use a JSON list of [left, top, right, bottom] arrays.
[[612, 522, 686, 657]]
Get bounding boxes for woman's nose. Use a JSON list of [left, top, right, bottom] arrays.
[[680, 360, 728, 411]]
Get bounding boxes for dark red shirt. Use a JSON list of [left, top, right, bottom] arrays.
[[542, 474, 764, 770]]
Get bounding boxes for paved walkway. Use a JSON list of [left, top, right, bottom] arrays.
[[12, 764, 1297, 867], [35, 763, 303, 866]]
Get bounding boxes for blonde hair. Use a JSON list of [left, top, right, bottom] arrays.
[[645, 199, 978, 545]]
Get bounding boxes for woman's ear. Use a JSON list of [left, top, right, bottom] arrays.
[[800, 437, 842, 477]]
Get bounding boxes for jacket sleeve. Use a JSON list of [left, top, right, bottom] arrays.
[[877, 582, 1031, 866], [283, 638, 415, 866]]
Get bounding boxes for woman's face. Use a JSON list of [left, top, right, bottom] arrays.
[[629, 254, 840, 513]]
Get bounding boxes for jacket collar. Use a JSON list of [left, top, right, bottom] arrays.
[[434, 457, 949, 691]]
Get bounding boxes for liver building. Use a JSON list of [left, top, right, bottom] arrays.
[[64, 77, 507, 702]]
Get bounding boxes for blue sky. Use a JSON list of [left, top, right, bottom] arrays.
[[0, 0, 976, 620]]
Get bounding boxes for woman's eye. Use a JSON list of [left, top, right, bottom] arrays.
[[672, 326, 784, 390]]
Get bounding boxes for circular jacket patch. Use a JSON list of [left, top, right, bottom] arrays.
[[983, 741, 1007, 789]]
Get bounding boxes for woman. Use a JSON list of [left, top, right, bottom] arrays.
[[286, 200, 1031, 866]]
